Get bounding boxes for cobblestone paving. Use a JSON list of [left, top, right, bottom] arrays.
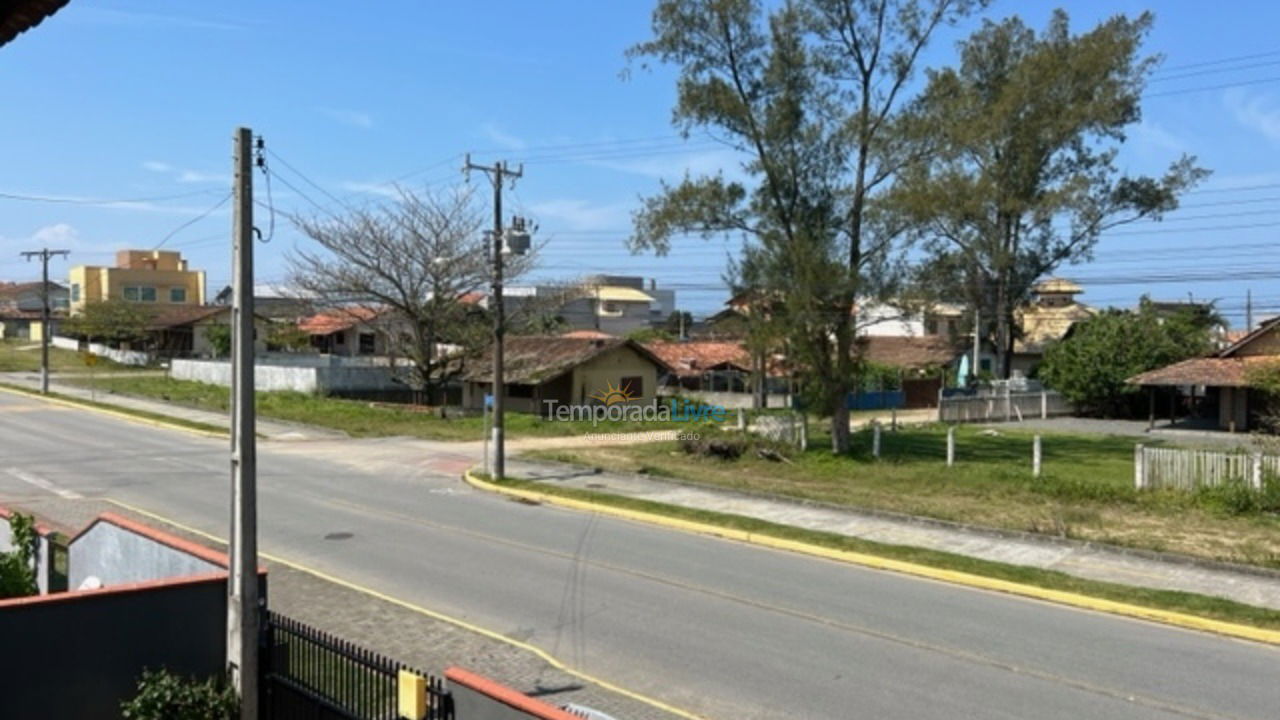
[[5, 495, 685, 720]]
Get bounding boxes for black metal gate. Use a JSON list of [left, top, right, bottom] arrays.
[[262, 611, 452, 720]]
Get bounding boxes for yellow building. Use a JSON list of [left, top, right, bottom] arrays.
[[69, 250, 206, 313]]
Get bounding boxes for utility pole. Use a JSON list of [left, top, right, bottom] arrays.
[[1246, 288, 1254, 332], [227, 126, 259, 720], [19, 248, 69, 394], [463, 154, 523, 480]]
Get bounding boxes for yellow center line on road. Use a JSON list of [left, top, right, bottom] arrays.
[[100, 496, 710, 720], [109, 491, 1252, 720]]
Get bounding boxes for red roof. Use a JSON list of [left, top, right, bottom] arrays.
[[856, 335, 963, 370], [298, 306, 385, 335], [644, 341, 751, 378]]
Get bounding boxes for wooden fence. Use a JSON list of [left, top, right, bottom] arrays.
[[938, 391, 1072, 423], [1133, 444, 1278, 490]]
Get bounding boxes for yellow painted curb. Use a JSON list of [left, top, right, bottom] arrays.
[[101, 497, 709, 720], [0, 383, 226, 439], [463, 470, 1280, 647]]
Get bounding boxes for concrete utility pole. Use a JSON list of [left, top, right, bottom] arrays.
[[1246, 289, 1254, 332], [227, 126, 259, 719], [463, 155, 523, 480], [19, 248, 69, 394]]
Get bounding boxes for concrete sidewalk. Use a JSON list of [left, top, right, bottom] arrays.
[[0, 371, 344, 441], [504, 457, 1280, 612]]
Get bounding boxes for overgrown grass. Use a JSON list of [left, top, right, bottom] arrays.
[[483, 473, 1280, 632], [0, 382, 227, 436], [66, 375, 722, 441], [0, 338, 151, 373], [525, 424, 1280, 568]]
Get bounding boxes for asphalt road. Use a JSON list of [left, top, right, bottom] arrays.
[[1, 391, 1277, 720]]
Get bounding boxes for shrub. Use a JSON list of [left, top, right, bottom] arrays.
[[0, 512, 38, 599], [120, 668, 237, 720], [1194, 476, 1280, 516]]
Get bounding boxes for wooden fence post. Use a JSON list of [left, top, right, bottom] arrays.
[[798, 413, 808, 451], [737, 408, 746, 431], [946, 426, 955, 467], [1040, 391, 1048, 419], [891, 408, 898, 432], [1251, 452, 1263, 491], [1134, 444, 1145, 490], [1032, 435, 1042, 478], [872, 421, 881, 459]]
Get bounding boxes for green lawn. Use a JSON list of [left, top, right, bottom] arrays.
[[525, 424, 1280, 568], [0, 338, 149, 373], [66, 374, 722, 441]]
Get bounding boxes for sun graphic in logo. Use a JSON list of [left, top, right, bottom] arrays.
[[590, 380, 636, 406]]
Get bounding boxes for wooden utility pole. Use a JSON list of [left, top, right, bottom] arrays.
[[19, 248, 69, 394], [463, 155, 523, 480], [227, 126, 259, 719]]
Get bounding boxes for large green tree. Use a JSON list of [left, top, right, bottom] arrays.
[[63, 299, 149, 346], [1039, 301, 1214, 417], [628, 0, 981, 452], [894, 10, 1208, 378]]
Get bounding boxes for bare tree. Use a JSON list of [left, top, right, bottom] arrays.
[[289, 187, 536, 403]]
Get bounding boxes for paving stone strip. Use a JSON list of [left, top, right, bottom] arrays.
[[6, 495, 685, 720]]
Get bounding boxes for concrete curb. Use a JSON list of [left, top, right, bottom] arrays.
[[516, 457, 1280, 582], [0, 383, 226, 439], [464, 469, 1280, 647]]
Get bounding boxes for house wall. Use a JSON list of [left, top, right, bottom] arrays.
[[0, 575, 229, 720], [169, 358, 404, 393], [1218, 386, 1249, 431], [69, 263, 205, 313], [69, 520, 224, 590], [569, 344, 658, 405], [1234, 327, 1280, 356]]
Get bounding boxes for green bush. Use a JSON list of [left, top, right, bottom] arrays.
[[1191, 475, 1280, 516], [0, 512, 38, 599], [120, 668, 237, 720]]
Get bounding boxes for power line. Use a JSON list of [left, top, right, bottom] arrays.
[[0, 188, 220, 205], [154, 192, 232, 249]]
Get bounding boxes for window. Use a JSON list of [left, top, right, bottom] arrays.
[[335, 332, 345, 346], [979, 358, 992, 372], [170, 287, 187, 303], [358, 332, 376, 355], [599, 301, 623, 317], [123, 286, 156, 302], [507, 384, 534, 399], [620, 375, 643, 399], [70, 284, 80, 302]]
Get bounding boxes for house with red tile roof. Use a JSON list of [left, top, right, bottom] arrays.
[[1129, 317, 1280, 431]]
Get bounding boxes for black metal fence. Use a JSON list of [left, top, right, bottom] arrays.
[[263, 611, 452, 720]]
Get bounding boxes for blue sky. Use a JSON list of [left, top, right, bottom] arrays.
[[4, 1, 1280, 326]]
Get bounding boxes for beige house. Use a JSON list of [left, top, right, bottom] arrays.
[[69, 250, 205, 313], [1011, 278, 1095, 377], [298, 307, 391, 356], [1130, 317, 1280, 432], [462, 336, 665, 414], [148, 306, 267, 358]]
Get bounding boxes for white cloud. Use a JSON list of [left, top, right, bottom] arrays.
[[339, 181, 401, 199], [30, 223, 82, 248], [588, 147, 746, 181], [1225, 89, 1280, 144], [177, 170, 230, 184], [142, 161, 173, 173], [1129, 120, 1185, 155], [320, 108, 374, 129], [529, 199, 631, 232], [479, 122, 526, 150]]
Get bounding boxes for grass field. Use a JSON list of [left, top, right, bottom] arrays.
[[0, 338, 147, 374], [66, 374, 720, 441], [525, 424, 1280, 568]]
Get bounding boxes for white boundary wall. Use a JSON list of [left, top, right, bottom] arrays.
[[169, 358, 404, 393]]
